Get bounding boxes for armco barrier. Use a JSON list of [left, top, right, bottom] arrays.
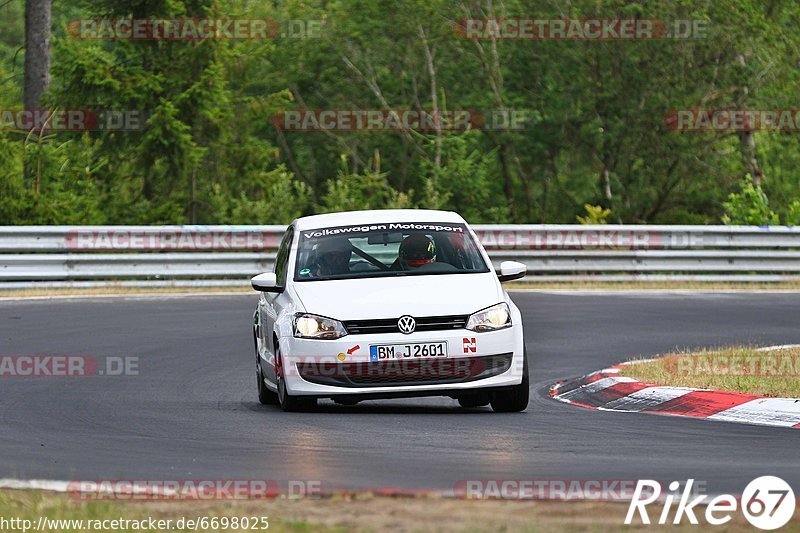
[[1, 225, 800, 287]]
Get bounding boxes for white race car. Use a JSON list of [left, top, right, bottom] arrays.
[[251, 209, 529, 411]]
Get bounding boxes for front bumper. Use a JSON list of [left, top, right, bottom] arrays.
[[278, 326, 524, 398]]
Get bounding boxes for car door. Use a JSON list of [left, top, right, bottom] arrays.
[[259, 225, 294, 384]]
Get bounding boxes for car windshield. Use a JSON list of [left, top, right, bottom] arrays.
[[294, 222, 489, 281]]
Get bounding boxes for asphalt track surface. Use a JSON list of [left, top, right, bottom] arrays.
[[1, 292, 799, 495]]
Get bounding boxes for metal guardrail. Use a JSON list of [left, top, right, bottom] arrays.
[[2, 225, 800, 287], [0, 253, 276, 280]]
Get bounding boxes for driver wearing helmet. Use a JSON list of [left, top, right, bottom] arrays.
[[311, 238, 352, 277], [398, 234, 436, 269]]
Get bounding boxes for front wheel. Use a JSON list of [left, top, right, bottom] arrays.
[[255, 333, 278, 405], [490, 348, 529, 412], [457, 392, 491, 408], [276, 348, 316, 412]]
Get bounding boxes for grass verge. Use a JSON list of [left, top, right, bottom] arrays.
[[1, 280, 800, 299], [507, 280, 800, 291], [619, 345, 800, 398], [0, 488, 773, 532], [0, 286, 252, 299]]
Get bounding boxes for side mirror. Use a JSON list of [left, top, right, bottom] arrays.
[[497, 261, 527, 282], [251, 272, 283, 293]]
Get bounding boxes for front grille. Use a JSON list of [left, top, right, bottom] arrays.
[[296, 353, 512, 388], [343, 314, 468, 335]]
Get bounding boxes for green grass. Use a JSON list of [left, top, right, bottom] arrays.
[[0, 489, 326, 532], [0, 277, 800, 298], [0, 488, 789, 532], [0, 286, 252, 298], [507, 280, 800, 291], [1, 280, 799, 300], [619, 345, 800, 397]]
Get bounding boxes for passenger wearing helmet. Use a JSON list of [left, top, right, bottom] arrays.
[[398, 234, 436, 269], [312, 238, 352, 277]]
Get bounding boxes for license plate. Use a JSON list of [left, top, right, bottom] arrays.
[[369, 341, 448, 361]]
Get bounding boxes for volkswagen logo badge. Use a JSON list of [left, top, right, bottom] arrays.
[[397, 315, 416, 334]]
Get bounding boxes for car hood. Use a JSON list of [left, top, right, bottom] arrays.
[[291, 273, 504, 320]]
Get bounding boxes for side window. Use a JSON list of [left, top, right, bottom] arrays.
[[274, 226, 294, 287]]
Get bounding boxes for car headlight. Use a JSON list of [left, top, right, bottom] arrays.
[[466, 303, 511, 332], [293, 313, 348, 339]]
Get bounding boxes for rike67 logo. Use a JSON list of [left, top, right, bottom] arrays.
[[626, 477, 795, 530]]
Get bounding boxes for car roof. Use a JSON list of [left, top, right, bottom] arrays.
[[293, 209, 466, 231]]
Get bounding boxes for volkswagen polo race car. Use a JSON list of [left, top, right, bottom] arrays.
[[251, 209, 529, 411]]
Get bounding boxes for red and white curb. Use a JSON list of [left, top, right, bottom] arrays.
[[549, 349, 800, 429]]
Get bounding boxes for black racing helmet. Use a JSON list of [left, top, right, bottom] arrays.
[[399, 234, 436, 268]]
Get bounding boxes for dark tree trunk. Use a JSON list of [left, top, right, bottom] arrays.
[[735, 53, 763, 185], [23, 0, 52, 189], [24, 0, 52, 110]]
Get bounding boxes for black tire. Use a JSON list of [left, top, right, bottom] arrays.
[[276, 348, 316, 412], [457, 393, 491, 408], [255, 333, 278, 405], [490, 348, 529, 413]]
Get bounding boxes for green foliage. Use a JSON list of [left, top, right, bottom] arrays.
[[1, 0, 800, 225], [419, 132, 511, 223], [209, 165, 310, 224], [722, 175, 779, 225], [576, 205, 612, 225], [785, 201, 800, 226], [320, 155, 411, 213]]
